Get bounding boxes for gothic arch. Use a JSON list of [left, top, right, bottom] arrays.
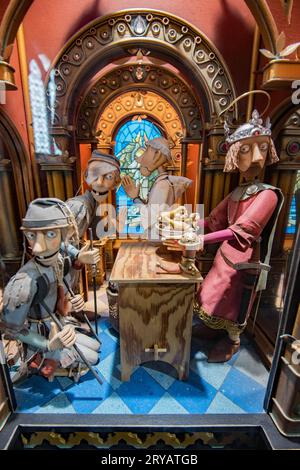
[[48, 9, 238, 129], [0, 106, 34, 271], [270, 97, 300, 141], [0, 1, 278, 66], [0, 106, 34, 213], [96, 90, 184, 149], [76, 65, 203, 142]]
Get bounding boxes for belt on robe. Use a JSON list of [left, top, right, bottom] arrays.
[[220, 248, 271, 272], [28, 316, 52, 323]]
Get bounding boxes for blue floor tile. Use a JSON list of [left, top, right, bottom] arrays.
[[105, 327, 120, 344], [92, 392, 132, 414], [99, 330, 118, 360], [167, 370, 217, 414], [149, 392, 188, 414], [190, 350, 231, 390], [99, 319, 112, 331], [142, 361, 177, 390], [116, 368, 166, 414], [56, 376, 74, 390], [206, 392, 246, 414], [97, 349, 122, 390], [15, 375, 61, 413], [64, 371, 113, 413], [11, 317, 269, 416], [220, 367, 265, 413], [233, 346, 269, 387], [35, 392, 75, 414]]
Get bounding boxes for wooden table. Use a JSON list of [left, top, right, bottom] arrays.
[[110, 242, 202, 381]]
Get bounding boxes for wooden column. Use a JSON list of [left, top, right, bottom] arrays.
[[38, 158, 75, 200], [211, 171, 225, 209], [16, 23, 41, 198], [0, 159, 20, 260], [195, 142, 203, 207], [181, 141, 188, 177], [203, 170, 213, 216]]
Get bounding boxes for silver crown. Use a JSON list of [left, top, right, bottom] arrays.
[[225, 110, 272, 145]]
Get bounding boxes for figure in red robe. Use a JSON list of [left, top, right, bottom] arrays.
[[194, 110, 283, 362]]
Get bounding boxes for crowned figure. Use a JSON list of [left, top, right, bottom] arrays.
[[193, 108, 284, 362]]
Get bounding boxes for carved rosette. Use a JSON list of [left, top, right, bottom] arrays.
[[48, 10, 237, 130], [77, 65, 201, 141], [95, 90, 183, 144], [277, 110, 300, 167]]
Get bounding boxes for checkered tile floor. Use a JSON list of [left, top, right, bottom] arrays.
[[13, 315, 269, 415]]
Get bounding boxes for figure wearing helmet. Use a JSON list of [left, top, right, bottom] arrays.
[[1, 198, 100, 379]]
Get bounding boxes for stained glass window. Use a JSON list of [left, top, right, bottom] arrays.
[[115, 118, 162, 234], [286, 170, 300, 235]]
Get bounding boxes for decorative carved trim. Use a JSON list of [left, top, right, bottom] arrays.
[[96, 91, 183, 148], [0, 2, 279, 83], [244, 0, 278, 53], [20, 430, 256, 449], [76, 65, 201, 141], [277, 109, 300, 169], [47, 9, 238, 127], [0, 0, 34, 58], [262, 60, 300, 90]]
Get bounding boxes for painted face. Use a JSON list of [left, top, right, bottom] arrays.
[[135, 146, 167, 177], [86, 161, 119, 202], [25, 229, 61, 265], [237, 136, 269, 179]]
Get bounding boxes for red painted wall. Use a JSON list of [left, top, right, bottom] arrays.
[[0, 0, 10, 21], [185, 143, 199, 208], [267, 0, 300, 48], [0, 39, 30, 153], [21, 0, 255, 95]]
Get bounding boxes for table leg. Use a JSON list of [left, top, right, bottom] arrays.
[[121, 363, 133, 382]]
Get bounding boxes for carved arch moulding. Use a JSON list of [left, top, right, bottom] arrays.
[[47, 9, 239, 131], [95, 90, 184, 149], [0, 1, 278, 72], [77, 65, 203, 142]]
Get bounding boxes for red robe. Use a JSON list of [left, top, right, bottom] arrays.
[[197, 189, 278, 324]]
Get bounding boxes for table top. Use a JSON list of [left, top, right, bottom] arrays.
[[110, 242, 202, 284]]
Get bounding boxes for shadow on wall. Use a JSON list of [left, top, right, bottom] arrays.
[[215, 0, 254, 116], [63, 0, 103, 43]]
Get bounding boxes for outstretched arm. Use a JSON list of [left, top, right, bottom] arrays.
[[204, 228, 235, 244]]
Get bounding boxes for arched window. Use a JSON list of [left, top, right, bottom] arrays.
[[286, 170, 300, 235], [115, 118, 162, 234]]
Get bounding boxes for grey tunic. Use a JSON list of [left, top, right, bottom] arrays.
[[2, 256, 99, 367], [66, 190, 96, 238], [134, 173, 192, 233]]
